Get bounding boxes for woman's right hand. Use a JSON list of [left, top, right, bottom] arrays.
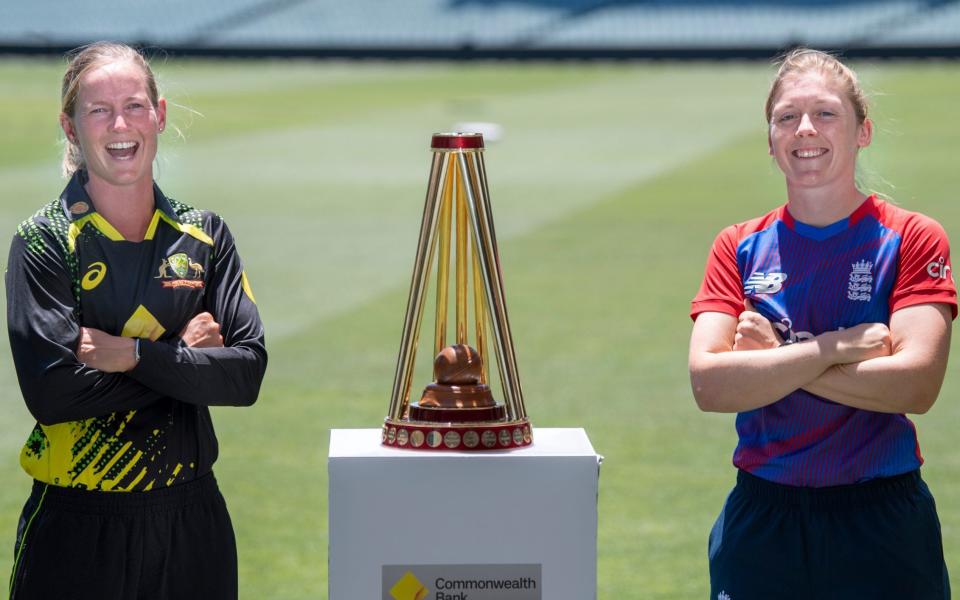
[[734, 299, 783, 351], [820, 322, 892, 364], [179, 312, 224, 348]]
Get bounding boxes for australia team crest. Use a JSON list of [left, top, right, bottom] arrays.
[[156, 252, 204, 289]]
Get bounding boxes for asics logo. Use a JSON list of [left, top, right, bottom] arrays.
[[743, 272, 787, 294], [81, 262, 107, 291]]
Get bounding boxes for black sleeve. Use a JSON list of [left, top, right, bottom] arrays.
[[5, 224, 165, 425], [128, 215, 267, 407]]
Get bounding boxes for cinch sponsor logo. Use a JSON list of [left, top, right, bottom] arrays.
[[743, 272, 787, 295], [772, 316, 814, 345], [927, 256, 953, 281]]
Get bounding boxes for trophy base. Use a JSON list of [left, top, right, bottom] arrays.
[[382, 418, 532, 451], [420, 382, 495, 409], [407, 402, 506, 423]]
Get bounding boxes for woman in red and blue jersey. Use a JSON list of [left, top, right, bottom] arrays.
[[689, 49, 953, 599]]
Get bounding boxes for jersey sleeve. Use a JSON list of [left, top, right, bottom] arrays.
[[5, 224, 165, 425], [690, 225, 743, 320], [129, 215, 267, 406], [889, 214, 957, 318]]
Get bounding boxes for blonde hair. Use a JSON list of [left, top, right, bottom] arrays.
[[765, 48, 868, 125], [60, 42, 160, 178]]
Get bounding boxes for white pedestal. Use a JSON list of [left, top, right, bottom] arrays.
[[328, 428, 601, 600]]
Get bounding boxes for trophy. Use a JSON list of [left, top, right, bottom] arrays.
[[382, 133, 532, 451]]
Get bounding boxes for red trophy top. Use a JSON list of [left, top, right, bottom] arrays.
[[431, 133, 485, 151]]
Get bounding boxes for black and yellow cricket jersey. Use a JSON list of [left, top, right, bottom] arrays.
[[5, 170, 266, 492]]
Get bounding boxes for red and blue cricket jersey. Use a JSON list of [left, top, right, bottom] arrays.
[[691, 195, 956, 487]]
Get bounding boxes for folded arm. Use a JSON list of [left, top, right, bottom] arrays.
[[126, 216, 267, 407], [8, 215, 266, 427], [688, 308, 892, 413], [6, 231, 165, 425], [802, 303, 951, 413], [79, 308, 264, 410]]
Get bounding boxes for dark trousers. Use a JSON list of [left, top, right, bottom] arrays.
[[709, 469, 951, 600], [9, 473, 237, 600]]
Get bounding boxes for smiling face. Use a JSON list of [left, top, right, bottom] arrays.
[[59, 59, 166, 190], [768, 71, 872, 192]]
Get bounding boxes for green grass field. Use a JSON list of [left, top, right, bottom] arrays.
[[1, 57, 959, 598]]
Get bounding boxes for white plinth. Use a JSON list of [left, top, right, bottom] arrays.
[[328, 428, 601, 600]]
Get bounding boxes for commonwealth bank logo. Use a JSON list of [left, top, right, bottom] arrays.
[[390, 571, 429, 600]]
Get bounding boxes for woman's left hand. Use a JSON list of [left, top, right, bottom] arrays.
[[77, 327, 138, 372], [179, 312, 224, 348]]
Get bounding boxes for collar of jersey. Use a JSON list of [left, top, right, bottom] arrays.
[[779, 195, 879, 241], [60, 169, 183, 225], [58, 170, 211, 250]]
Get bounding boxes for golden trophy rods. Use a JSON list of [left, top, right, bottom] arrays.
[[427, 151, 501, 403], [456, 177, 469, 347], [434, 165, 454, 356], [456, 151, 526, 420], [472, 237, 488, 385], [433, 165, 475, 358], [388, 153, 449, 419], [470, 151, 508, 375]]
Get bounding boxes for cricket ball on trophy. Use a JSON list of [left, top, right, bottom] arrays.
[[410, 344, 504, 422]]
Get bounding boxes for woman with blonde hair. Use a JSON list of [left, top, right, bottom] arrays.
[[689, 49, 952, 598], [5, 42, 266, 598]]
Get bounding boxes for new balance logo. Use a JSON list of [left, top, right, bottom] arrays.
[[718, 591, 732, 600], [743, 272, 787, 294]]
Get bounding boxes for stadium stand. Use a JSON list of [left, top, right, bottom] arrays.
[[1, 0, 958, 58]]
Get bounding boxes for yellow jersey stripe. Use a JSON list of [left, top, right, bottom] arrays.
[[157, 212, 214, 246], [143, 210, 162, 240]]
